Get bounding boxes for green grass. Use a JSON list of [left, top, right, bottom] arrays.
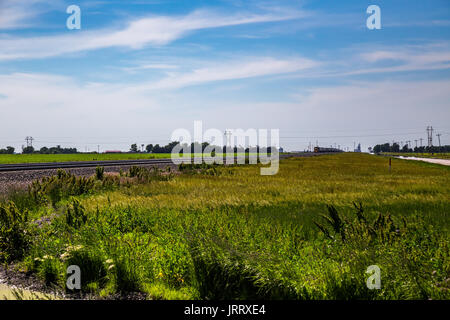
[[1, 153, 449, 300]]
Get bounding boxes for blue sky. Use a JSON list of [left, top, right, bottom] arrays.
[[0, 0, 449, 152]]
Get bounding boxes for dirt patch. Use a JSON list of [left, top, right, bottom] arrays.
[[0, 264, 148, 300]]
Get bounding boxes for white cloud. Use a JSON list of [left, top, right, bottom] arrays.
[[0, 9, 303, 60], [120, 63, 179, 73], [148, 57, 318, 89], [1, 72, 449, 151], [355, 44, 450, 74], [0, 0, 62, 30]]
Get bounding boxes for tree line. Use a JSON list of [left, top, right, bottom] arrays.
[[373, 143, 450, 153], [0, 146, 15, 154], [131, 142, 275, 154], [21, 145, 78, 154]]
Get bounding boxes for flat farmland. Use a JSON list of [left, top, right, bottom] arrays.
[[0, 153, 449, 299]]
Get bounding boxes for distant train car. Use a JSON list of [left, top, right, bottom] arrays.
[[314, 147, 342, 153]]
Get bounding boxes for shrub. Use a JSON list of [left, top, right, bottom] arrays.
[[38, 256, 64, 286], [0, 202, 29, 262], [29, 170, 96, 206], [95, 166, 105, 180], [65, 199, 87, 229], [65, 247, 107, 292]]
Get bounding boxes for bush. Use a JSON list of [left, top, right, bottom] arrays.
[[0, 202, 29, 262], [65, 199, 87, 229], [65, 247, 107, 292], [95, 166, 105, 180]]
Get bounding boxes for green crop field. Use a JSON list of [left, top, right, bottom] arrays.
[[1, 153, 449, 299], [0, 153, 173, 164], [0, 153, 259, 164]]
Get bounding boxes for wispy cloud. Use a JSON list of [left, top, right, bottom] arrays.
[[276, 42, 450, 81], [0, 9, 304, 60], [121, 63, 179, 73], [0, 0, 62, 30], [149, 57, 318, 89]]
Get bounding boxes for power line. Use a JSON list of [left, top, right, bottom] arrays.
[[279, 132, 424, 139]]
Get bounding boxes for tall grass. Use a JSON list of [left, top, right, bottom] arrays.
[[1, 154, 449, 299]]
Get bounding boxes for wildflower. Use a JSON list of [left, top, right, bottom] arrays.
[[66, 245, 84, 252], [108, 264, 115, 271], [105, 259, 114, 264], [60, 252, 70, 261], [158, 272, 164, 278]]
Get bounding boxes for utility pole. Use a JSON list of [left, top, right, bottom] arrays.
[[427, 126, 434, 147], [224, 130, 232, 147], [97, 145, 100, 154], [436, 133, 442, 148]]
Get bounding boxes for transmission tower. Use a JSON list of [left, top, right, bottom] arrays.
[[25, 136, 34, 147], [414, 140, 418, 148], [436, 133, 442, 148], [419, 138, 423, 147], [426, 126, 434, 147]]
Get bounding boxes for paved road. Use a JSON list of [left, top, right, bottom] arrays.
[[396, 156, 450, 166]]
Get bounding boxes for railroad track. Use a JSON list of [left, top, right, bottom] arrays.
[[0, 158, 176, 172], [0, 153, 315, 173]]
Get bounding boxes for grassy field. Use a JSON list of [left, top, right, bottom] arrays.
[[0, 153, 173, 164], [382, 152, 450, 159], [1, 153, 449, 299]]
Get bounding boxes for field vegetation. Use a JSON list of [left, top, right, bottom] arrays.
[[0, 152, 262, 164], [0, 154, 449, 299]]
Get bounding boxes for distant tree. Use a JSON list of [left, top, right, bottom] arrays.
[[130, 143, 138, 153], [391, 143, 400, 152], [6, 146, 14, 154], [151, 144, 160, 153], [145, 144, 154, 153], [22, 146, 34, 154]]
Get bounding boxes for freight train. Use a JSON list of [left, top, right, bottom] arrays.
[[314, 147, 342, 153]]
